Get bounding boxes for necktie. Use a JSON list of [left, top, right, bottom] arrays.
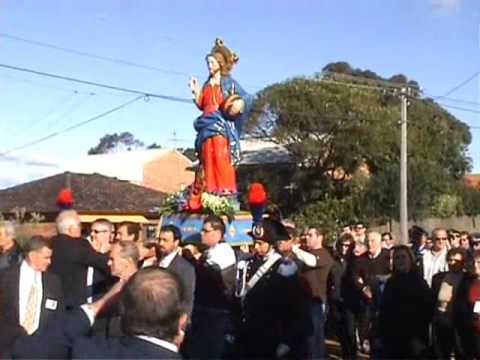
[[22, 276, 40, 335]]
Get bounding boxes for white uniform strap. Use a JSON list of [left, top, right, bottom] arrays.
[[243, 253, 282, 297]]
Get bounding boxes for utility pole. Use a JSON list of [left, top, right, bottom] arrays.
[[400, 88, 408, 244], [320, 72, 416, 243]]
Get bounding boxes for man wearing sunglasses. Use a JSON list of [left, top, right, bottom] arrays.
[[183, 215, 236, 360], [90, 219, 115, 255], [87, 219, 117, 337], [423, 228, 449, 287]]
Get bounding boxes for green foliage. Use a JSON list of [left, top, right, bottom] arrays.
[[88, 132, 145, 154], [459, 186, 480, 217], [431, 194, 463, 218], [292, 196, 357, 239], [245, 61, 473, 226], [147, 143, 162, 149]]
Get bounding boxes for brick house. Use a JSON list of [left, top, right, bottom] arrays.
[[465, 174, 480, 190], [67, 149, 194, 194]]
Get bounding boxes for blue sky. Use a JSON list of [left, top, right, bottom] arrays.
[[0, 0, 479, 188]]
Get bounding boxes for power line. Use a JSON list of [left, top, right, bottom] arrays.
[[434, 72, 479, 100], [423, 93, 480, 107], [0, 63, 192, 104], [0, 32, 189, 77], [42, 92, 96, 132], [4, 62, 480, 112], [438, 103, 480, 114], [0, 95, 144, 156], [0, 71, 93, 94], [9, 91, 80, 140], [0, 71, 134, 98]]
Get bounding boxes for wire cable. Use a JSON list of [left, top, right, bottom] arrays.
[[438, 103, 480, 115], [0, 63, 192, 104], [0, 32, 189, 77], [42, 92, 97, 132], [0, 95, 144, 156], [434, 72, 479, 100], [9, 91, 80, 140]]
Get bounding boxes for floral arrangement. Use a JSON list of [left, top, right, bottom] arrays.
[[158, 189, 236, 222], [158, 190, 189, 216], [200, 192, 236, 221]]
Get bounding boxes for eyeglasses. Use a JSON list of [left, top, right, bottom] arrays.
[[91, 229, 109, 234]]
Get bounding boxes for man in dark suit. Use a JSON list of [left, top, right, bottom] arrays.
[[157, 224, 196, 317], [11, 268, 187, 359], [0, 235, 64, 352], [49, 210, 110, 309]]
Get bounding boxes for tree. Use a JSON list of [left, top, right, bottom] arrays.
[[245, 62, 472, 229], [147, 143, 162, 149], [88, 132, 145, 154]]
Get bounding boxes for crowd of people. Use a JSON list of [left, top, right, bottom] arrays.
[[1, 211, 480, 359]]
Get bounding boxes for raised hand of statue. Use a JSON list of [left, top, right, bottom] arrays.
[[189, 77, 201, 101]]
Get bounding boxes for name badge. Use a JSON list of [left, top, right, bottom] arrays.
[[45, 298, 58, 310]]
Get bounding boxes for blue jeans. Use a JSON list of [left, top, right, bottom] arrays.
[[308, 301, 328, 359]]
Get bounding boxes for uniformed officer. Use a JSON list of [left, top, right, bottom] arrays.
[[235, 218, 310, 358]]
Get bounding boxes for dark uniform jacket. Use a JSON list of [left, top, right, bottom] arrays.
[[239, 252, 310, 358]]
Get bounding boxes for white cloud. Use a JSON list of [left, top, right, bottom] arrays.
[[430, 0, 462, 13], [0, 153, 62, 189]]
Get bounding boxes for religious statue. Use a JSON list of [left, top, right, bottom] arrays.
[[186, 38, 253, 211]]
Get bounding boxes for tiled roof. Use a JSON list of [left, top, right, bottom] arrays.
[[0, 172, 166, 214]]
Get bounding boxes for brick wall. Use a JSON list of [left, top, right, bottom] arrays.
[[143, 151, 195, 193]]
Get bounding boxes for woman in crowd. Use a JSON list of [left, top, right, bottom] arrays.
[[329, 233, 357, 359], [378, 245, 434, 359], [455, 249, 480, 358]]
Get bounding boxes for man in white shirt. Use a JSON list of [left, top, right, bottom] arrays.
[[0, 235, 63, 352], [87, 218, 115, 304], [183, 215, 236, 360], [423, 228, 449, 287]]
